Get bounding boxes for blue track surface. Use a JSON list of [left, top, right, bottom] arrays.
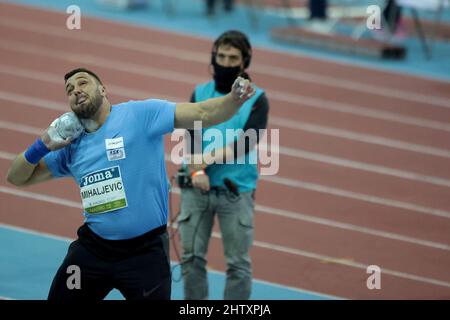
[[2, 0, 450, 81], [0, 225, 337, 300]]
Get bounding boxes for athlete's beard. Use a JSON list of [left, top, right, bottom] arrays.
[[73, 89, 103, 119]]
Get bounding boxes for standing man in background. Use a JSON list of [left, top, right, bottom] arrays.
[[206, 0, 235, 15], [309, 0, 328, 20], [178, 30, 270, 300], [384, 0, 403, 33]]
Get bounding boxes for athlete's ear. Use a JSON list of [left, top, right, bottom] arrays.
[[99, 85, 107, 97]]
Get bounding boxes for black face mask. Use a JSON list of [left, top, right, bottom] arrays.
[[212, 59, 242, 94]]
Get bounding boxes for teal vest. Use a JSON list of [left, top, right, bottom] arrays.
[[194, 81, 264, 192]]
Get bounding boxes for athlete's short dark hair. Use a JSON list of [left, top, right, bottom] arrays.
[[64, 68, 103, 85]]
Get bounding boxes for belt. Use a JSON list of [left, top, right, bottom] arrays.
[[209, 186, 229, 196]]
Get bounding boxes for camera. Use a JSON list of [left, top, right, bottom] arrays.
[[176, 167, 193, 189]]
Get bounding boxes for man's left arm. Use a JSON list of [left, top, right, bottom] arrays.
[[174, 77, 255, 129]]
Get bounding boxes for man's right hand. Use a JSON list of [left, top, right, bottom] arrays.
[[41, 126, 72, 151], [41, 112, 84, 151]]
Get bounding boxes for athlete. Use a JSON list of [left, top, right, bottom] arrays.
[[6, 67, 255, 300]]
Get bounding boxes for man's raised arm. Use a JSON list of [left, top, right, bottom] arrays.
[[174, 76, 255, 129]]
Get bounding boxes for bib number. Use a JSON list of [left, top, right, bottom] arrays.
[[80, 166, 128, 214]]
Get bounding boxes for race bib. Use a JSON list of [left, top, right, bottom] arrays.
[[105, 137, 126, 161], [80, 166, 128, 214]]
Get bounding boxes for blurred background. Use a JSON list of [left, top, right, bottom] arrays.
[[0, 0, 449, 300]]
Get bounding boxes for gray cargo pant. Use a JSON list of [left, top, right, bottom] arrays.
[[178, 187, 254, 300]]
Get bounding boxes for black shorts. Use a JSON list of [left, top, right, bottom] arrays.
[[47, 224, 171, 301]]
